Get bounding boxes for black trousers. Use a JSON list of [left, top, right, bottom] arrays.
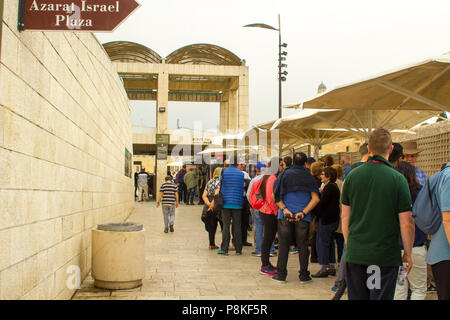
[[205, 212, 220, 246], [221, 208, 242, 253], [241, 199, 250, 243], [311, 230, 318, 259], [178, 183, 185, 202], [276, 219, 310, 278], [431, 260, 450, 300], [346, 262, 398, 300], [198, 185, 206, 204], [260, 213, 278, 266]]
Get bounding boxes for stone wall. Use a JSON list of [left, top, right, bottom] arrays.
[[0, 0, 134, 299], [395, 120, 450, 176]]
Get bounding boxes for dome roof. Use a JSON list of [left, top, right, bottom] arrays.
[[166, 43, 242, 65], [103, 41, 162, 64], [103, 42, 243, 66]]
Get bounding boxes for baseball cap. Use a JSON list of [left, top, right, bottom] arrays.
[[255, 161, 267, 171]]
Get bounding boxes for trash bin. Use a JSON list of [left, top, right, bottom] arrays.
[[92, 222, 145, 290]]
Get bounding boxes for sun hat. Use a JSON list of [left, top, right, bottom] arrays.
[[402, 141, 422, 155]]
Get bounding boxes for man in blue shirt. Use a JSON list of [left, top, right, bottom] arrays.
[[426, 163, 450, 300], [343, 143, 369, 179], [218, 158, 245, 255], [176, 165, 187, 203], [272, 152, 320, 283]]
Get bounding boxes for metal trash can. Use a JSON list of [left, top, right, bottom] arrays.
[[92, 222, 145, 290]]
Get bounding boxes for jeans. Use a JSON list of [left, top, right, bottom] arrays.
[[253, 210, 275, 254], [316, 219, 338, 266], [333, 232, 345, 263], [221, 208, 242, 253], [276, 218, 310, 278], [335, 246, 347, 286], [186, 187, 195, 204], [162, 204, 175, 229], [394, 246, 427, 300], [346, 262, 398, 300]]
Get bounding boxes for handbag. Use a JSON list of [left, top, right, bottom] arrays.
[[201, 194, 216, 228], [201, 204, 208, 223]]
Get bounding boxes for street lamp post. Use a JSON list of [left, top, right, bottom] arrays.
[[244, 14, 287, 119]]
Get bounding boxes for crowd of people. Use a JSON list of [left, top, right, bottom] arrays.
[[155, 128, 450, 300]]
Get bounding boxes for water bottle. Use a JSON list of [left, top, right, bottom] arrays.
[[397, 266, 408, 286]]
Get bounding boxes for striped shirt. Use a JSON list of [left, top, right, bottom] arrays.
[[160, 182, 178, 205]]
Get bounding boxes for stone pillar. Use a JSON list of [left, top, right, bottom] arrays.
[[228, 89, 238, 133], [156, 70, 169, 195], [238, 73, 249, 132], [157, 70, 169, 132], [220, 91, 230, 134]]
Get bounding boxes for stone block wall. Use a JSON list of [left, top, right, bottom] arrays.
[[0, 0, 134, 299], [395, 121, 450, 177]]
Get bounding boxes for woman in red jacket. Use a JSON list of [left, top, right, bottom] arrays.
[[259, 157, 285, 276]]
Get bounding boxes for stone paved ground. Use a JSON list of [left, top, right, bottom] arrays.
[[72, 201, 437, 300]]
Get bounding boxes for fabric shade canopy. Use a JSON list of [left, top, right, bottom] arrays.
[[276, 108, 436, 139], [286, 53, 450, 112], [244, 110, 357, 156]]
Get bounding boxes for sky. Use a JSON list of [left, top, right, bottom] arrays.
[[95, 0, 450, 131]]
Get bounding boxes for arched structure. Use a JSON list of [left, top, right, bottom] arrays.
[[104, 41, 249, 194], [166, 43, 243, 65], [103, 41, 162, 64]]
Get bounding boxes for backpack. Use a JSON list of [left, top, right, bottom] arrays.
[[248, 176, 269, 210], [412, 164, 450, 235]]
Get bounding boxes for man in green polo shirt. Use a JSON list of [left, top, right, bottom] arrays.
[[341, 128, 415, 300]]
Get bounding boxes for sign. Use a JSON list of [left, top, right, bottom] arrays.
[[18, 0, 140, 32], [124, 147, 132, 178], [156, 134, 169, 161]]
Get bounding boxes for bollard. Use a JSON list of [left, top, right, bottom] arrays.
[[92, 222, 145, 290]]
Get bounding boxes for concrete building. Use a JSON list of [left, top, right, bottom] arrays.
[[103, 41, 250, 192], [0, 0, 134, 299]]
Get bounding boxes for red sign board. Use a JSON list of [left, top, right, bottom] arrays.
[[19, 0, 140, 32]]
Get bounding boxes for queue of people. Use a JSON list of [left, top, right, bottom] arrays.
[[187, 127, 450, 300]]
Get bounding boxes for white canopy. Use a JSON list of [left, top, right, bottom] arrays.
[[287, 53, 450, 112]]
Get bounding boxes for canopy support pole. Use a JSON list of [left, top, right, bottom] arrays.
[[313, 115, 361, 135], [376, 79, 450, 112], [351, 110, 368, 135], [379, 109, 402, 129], [314, 144, 320, 160]]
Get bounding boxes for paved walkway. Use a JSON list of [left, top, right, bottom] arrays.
[[72, 201, 437, 300]]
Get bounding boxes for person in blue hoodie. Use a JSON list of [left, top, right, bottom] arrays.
[[272, 152, 320, 283], [217, 158, 245, 255]]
